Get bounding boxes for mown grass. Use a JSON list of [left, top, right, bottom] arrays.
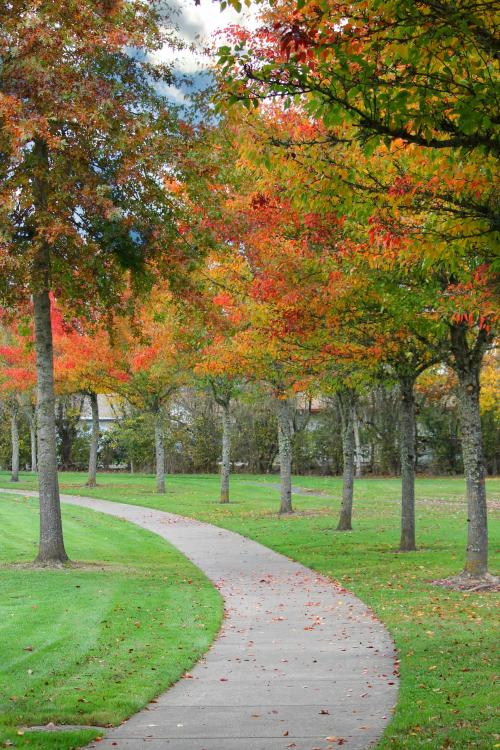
[[0, 491, 222, 750], [1, 471, 499, 749]]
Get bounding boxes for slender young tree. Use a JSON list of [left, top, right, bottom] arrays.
[[0, 322, 37, 481], [336, 388, 357, 531], [28, 405, 37, 473], [207, 377, 238, 504], [9, 398, 19, 482], [353, 408, 363, 478], [86, 391, 100, 488], [52, 311, 122, 488], [275, 393, 294, 514], [104, 290, 194, 494]]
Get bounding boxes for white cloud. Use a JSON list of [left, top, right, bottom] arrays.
[[155, 0, 257, 75]]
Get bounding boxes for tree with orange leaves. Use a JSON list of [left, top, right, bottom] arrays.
[[194, 278, 245, 505], [104, 289, 197, 494], [0, 1, 189, 564], [52, 308, 124, 487]]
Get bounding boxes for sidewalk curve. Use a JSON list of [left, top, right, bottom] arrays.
[[14, 491, 400, 750]]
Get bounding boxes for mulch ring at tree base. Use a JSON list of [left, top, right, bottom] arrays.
[[431, 573, 500, 592]]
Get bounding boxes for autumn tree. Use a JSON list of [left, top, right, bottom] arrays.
[[52, 308, 124, 487], [194, 284, 244, 504], [220, 0, 498, 155], [106, 290, 196, 494], [208, 376, 239, 503], [215, 71, 498, 579], [199, 269, 301, 514], [0, 321, 37, 479], [0, 1, 189, 563]]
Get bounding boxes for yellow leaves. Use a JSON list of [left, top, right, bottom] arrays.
[[480, 351, 500, 418]]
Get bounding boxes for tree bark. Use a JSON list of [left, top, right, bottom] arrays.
[[155, 411, 166, 494], [10, 402, 19, 482], [399, 376, 417, 551], [277, 397, 293, 514], [33, 290, 68, 564], [29, 409, 37, 472], [31, 137, 68, 564], [353, 410, 362, 478], [55, 395, 83, 470], [337, 389, 356, 531], [450, 324, 489, 577], [220, 400, 231, 503], [86, 391, 99, 488]]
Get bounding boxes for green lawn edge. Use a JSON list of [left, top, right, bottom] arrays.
[[0, 491, 223, 750]]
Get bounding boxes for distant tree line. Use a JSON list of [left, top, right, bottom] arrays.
[[2, 382, 497, 477]]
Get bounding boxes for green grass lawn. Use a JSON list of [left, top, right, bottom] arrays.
[[1, 471, 498, 749], [0, 491, 222, 750]]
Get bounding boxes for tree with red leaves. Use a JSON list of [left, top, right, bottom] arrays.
[[52, 309, 123, 488]]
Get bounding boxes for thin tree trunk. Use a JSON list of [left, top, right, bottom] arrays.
[[337, 390, 356, 531], [130, 459, 135, 474], [220, 400, 231, 503], [33, 290, 68, 564], [451, 324, 489, 577], [277, 397, 293, 514], [29, 410, 37, 472], [399, 376, 417, 551], [155, 412, 166, 494], [10, 403, 19, 482], [86, 391, 99, 488], [353, 410, 362, 478]]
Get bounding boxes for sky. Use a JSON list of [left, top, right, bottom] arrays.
[[155, 0, 256, 101]]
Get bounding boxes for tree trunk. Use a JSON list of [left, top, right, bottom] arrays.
[[31, 138, 67, 564], [353, 410, 362, 478], [220, 400, 231, 503], [10, 403, 19, 482], [337, 389, 356, 531], [155, 412, 166, 494], [33, 290, 68, 564], [29, 410, 37, 472], [130, 459, 135, 474], [399, 376, 417, 551], [86, 391, 99, 488], [450, 324, 489, 577], [277, 398, 293, 514], [55, 396, 83, 470]]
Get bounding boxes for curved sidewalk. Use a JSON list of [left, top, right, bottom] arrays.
[[15, 491, 399, 749]]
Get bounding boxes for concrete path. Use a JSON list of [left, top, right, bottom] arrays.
[[6, 491, 399, 749]]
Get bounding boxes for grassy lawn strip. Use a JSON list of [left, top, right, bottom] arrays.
[[2, 472, 496, 750], [0, 491, 222, 750]]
